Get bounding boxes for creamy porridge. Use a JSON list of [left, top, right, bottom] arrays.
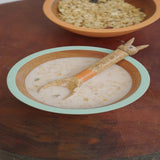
[[25, 57, 132, 109]]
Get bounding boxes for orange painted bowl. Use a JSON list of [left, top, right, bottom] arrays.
[[43, 0, 160, 37], [7, 46, 150, 115]]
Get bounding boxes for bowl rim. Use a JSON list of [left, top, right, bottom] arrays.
[[43, 0, 160, 33], [7, 46, 150, 115]]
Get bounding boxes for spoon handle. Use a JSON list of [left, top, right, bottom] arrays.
[[88, 49, 128, 73], [75, 49, 128, 82], [75, 38, 149, 83]]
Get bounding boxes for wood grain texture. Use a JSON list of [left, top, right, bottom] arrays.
[[0, 0, 160, 159], [0, 150, 160, 160]]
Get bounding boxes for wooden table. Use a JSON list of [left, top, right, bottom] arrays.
[[0, 0, 160, 160]]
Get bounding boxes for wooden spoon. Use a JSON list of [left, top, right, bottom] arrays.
[[38, 38, 149, 98]]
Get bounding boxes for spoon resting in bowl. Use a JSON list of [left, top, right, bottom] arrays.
[[38, 38, 149, 99]]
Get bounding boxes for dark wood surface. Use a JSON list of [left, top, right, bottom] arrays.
[[0, 0, 160, 160]]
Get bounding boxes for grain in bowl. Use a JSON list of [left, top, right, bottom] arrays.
[[58, 0, 146, 29]]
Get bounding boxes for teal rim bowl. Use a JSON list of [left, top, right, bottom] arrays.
[[7, 46, 150, 115]]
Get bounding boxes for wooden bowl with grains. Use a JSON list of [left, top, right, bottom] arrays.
[[43, 0, 160, 37]]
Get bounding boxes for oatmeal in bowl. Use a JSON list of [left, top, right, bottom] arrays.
[[58, 0, 146, 29], [7, 46, 150, 114], [43, 0, 160, 37]]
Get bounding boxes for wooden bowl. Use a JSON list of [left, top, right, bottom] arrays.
[[7, 46, 150, 114], [43, 0, 160, 37]]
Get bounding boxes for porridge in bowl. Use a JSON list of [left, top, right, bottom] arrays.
[[25, 57, 132, 109]]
